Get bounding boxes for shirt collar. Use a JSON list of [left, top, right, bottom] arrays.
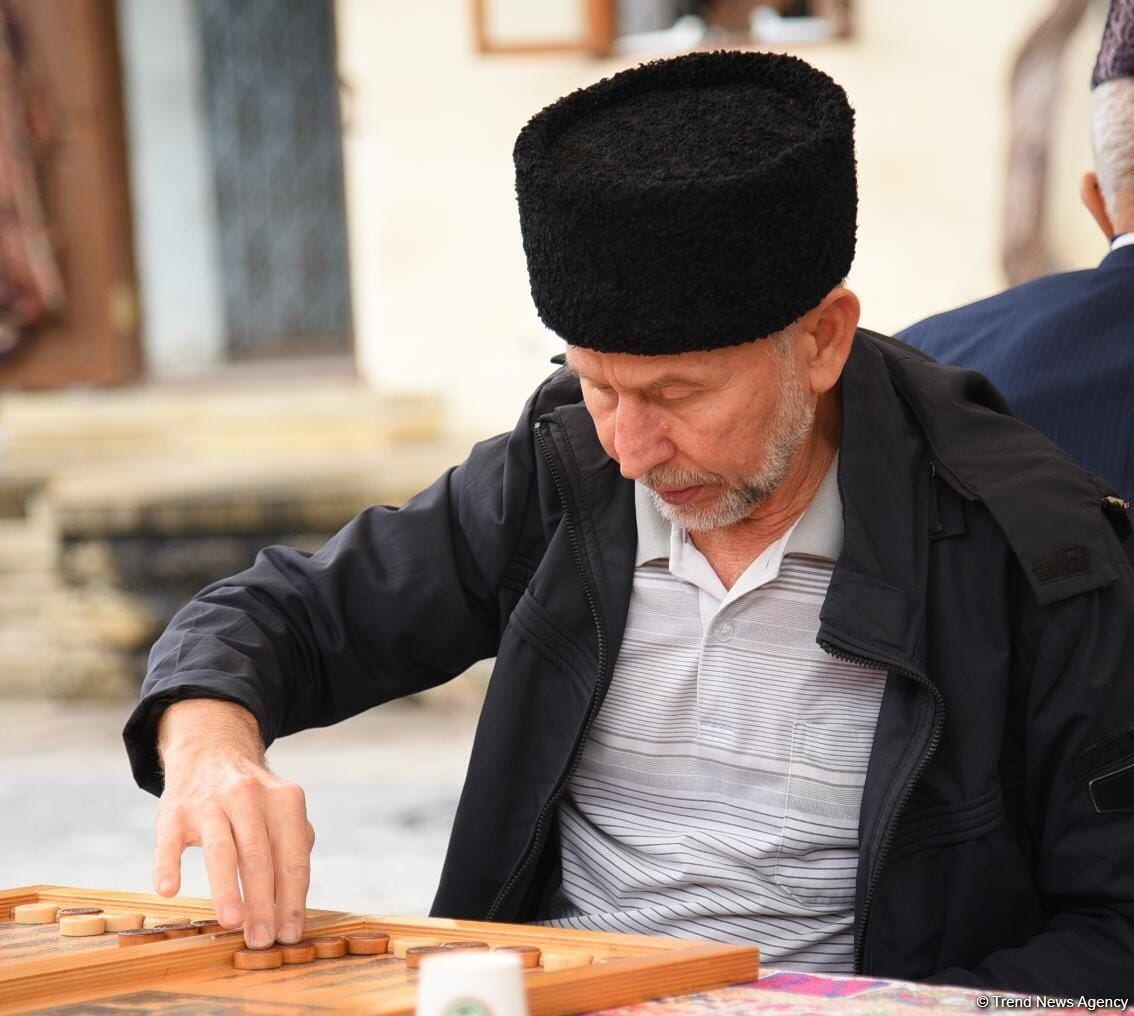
[[634, 481, 672, 566], [633, 453, 844, 567], [785, 452, 844, 560], [1111, 232, 1134, 252]]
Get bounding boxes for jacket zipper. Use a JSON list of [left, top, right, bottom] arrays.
[[928, 462, 943, 535], [819, 638, 945, 974], [485, 419, 612, 920]]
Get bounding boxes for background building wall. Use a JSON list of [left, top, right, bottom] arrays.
[[117, 0, 226, 378], [337, 0, 1109, 439]]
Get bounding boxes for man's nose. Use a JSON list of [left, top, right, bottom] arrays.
[[613, 401, 672, 480]]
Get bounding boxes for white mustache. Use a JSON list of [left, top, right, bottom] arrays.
[[640, 467, 723, 491]]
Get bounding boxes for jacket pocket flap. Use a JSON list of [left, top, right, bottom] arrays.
[[888, 784, 1005, 862]]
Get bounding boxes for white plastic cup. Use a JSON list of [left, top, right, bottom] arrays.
[[415, 950, 530, 1016]]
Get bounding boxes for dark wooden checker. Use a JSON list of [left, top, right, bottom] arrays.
[[0, 886, 761, 1015], [0, 885, 346, 1014]]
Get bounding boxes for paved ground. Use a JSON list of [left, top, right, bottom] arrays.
[[0, 697, 480, 917]]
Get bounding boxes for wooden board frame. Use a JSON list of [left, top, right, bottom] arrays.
[[0, 886, 760, 1015]]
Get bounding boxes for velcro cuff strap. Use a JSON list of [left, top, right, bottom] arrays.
[[1089, 761, 1134, 813], [1074, 726, 1134, 781], [1031, 546, 1090, 584]]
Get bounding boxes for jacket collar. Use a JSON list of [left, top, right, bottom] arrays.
[[884, 333, 1122, 605], [820, 333, 930, 676], [543, 400, 638, 664], [1100, 241, 1134, 269]]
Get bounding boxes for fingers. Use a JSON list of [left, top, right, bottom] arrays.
[[199, 813, 243, 929], [153, 810, 186, 898], [228, 782, 277, 949], [154, 761, 313, 950], [268, 783, 314, 944]]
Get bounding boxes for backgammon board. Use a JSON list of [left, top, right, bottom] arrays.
[[0, 885, 761, 1014]]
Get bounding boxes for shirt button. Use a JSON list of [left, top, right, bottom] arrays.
[[713, 621, 734, 643]]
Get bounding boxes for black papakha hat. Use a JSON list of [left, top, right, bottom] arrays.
[[1092, 0, 1134, 87], [513, 51, 857, 356]]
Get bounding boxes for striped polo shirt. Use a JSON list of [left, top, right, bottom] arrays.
[[542, 457, 888, 971]]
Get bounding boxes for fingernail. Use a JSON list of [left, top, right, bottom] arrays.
[[278, 923, 299, 944], [221, 904, 243, 928], [158, 879, 174, 896], [249, 923, 273, 949]]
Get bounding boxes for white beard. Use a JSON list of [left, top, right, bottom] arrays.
[[642, 353, 815, 533]]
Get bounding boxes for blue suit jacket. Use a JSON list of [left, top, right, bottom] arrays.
[[898, 245, 1134, 514]]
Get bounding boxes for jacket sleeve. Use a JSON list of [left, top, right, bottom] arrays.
[[929, 568, 1134, 993], [122, 395, 545, 797]]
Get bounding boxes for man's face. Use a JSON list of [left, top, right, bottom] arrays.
[[566, 333, 815, 531]]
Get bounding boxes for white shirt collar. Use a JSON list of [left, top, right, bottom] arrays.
[[1111, 232, 1134, 252], [634, 481, 672, 566], [633, 453, 844, 568]]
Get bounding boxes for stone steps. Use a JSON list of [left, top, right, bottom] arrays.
[[0, 523, 56, 572], [0, 486, 64, 692], [0, 381, 441, 471], [0, 542, 56, 574], [0, 380, 457, 698], [0, 632, 53, 696], [0, 577, 57, 611]]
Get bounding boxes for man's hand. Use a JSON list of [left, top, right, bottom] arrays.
[[153, 699, 315, 949]]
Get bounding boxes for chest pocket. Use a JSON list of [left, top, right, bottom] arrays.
[[774, 721, 876, 908]]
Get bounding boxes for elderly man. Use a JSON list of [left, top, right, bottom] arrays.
[[900, 0, 1134, 531], [124, 53, 1134, 992]]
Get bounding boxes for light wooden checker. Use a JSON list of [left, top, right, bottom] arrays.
[[0, 886, 760, 1015], [0, 887, 214, 964], [0, 885, 347, 1013]]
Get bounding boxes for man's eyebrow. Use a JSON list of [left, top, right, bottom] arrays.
[[642, 373, 707, 390], [563, 357, 708, 390]]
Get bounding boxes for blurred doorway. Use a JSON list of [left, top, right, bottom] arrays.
[[196, 0, 352, 361], [0, 0, 140, 390]]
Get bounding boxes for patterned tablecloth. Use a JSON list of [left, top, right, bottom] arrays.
[[595, 969, 1132, 1015]]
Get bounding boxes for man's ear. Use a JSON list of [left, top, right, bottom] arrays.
[[802, 287, 859, 397], [1080, 171, 1116, 239]]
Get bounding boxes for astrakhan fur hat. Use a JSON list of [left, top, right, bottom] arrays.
[[514, 51, 857, 355]]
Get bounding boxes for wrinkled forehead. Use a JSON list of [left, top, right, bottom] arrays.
[[564, 341, 771, 388]]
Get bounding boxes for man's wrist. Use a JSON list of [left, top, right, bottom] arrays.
[[157, 698, 264, 767]]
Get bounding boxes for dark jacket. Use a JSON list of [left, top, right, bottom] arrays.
[[125, 331, 1134, 993], [898, 245, 1134, 520]]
